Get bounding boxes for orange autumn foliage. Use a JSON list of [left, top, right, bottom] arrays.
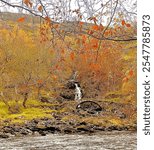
[[70, 52, 75, 61], [17, 17, 26, 23], [38, 5, 43, 12], [129, 69, 134, 77], [92, 25, 99, 31], [126, 23, 131, 27], [121, 20, 126, 26], [23, 0, 33, 7], [79, 21, 84, 26]]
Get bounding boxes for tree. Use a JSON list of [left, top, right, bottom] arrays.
[[0, 0, 137, 110], [0, 0, 137, 42]]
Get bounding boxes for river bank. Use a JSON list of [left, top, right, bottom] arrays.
[[0, 98, 136, 139], [0, 116, 136, 138]]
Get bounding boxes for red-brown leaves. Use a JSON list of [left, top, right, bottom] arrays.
[[91, 38, 99, 49], [121, 20, 125, 26], [70, 52, 75, 61], [92, 25, 99, 31], [17, 17, 26, 23], [88, 30, 94, 35], [45, 17, 51, 25], [121, 20, 131, 28], [89, 63, 100, 71], [129, 69, 134, 77], [23, 0, 33, 7], [37, 79, 43, 84], [79, 21, 84, 26], [38, 5, 43, 12], [92, 24, 104, 31], [126, 23, 131, 28], [61, 49, 65, 55], [82, 35, 87, 43]]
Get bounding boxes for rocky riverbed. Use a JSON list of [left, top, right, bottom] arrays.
[[0, 131, 136, 150]]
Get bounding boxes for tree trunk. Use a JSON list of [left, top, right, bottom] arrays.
[[23, 93, 28, 108]]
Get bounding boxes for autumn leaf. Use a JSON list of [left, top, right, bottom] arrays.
[[37, 79, 43, 84], [17, 17, 25, 23], [23, 0, 33, 7], [104, 31, 109, 36], [129, 69, 134, 77], [91, 39, 98, 49], [126, 23, 131, 27], [92, 25, 99, 31], [29, 1, 33, 7], [76, 39, 81, 45], [61, 49, 65, 54], [82, 35, 87, 41], [23, 0, 29, 5], [38, 5, 43, 12], [121, 20, 125, 26], [90, 63, 99, 70], [45, 16, 51, 25], [70, 52, 75, 60], [55, 65, 60, 70], [88, 30, 94, 35], [79, 21, 84, 26]]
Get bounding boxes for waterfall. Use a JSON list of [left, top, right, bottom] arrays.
[[74, 83, 82, 101]]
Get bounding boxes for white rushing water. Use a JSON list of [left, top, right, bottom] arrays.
[[0, 132, 136, 150], [74, 83, 82, 101]]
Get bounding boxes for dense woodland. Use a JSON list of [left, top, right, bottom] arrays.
[[0, 0, 136, 131]]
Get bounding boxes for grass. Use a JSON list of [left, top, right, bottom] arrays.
[[0, 96, 136, 128], [0, 99, 54, 124]]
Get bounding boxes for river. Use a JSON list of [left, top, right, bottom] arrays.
[[0, 131, 136, 150]]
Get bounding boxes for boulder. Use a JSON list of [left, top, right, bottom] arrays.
[[60, 88, 75, 100], [0, 133, 9, 138]]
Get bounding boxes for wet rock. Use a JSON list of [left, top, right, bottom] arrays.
[[76, 125, 93, 133], [66, 81, 76, 89], [39, 131, 46, 136], [76, 101, 103, 115], [47, 127, 61, 133], [60, 89, 75, 100], [0, 133, 9, 138], [79, 121, 87, 126], [45, 120, 54, 128], [20, 128, 32, 135], [106, 126, 118, 131], [92, 126, 105, 131], [63, 127, 75, 134], [3, 126, 15, 135], [33, 131, 40, 136], [36, 121, 46, 129]]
